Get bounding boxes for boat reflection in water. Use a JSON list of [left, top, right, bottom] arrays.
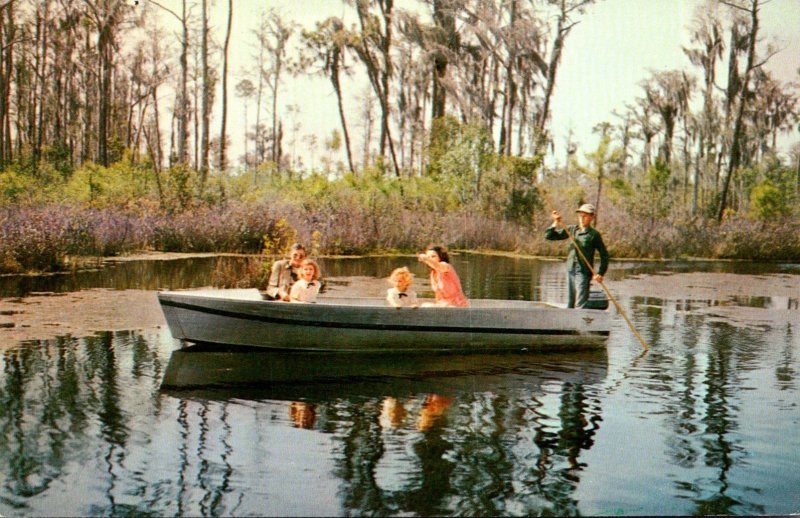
[[161, 344, 609, 398], [161, 344, 610, 515]]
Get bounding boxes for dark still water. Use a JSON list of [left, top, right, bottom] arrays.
[[1, 254, 799, 516]]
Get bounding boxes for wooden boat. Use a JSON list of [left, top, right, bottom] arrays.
[[158, 288, 610, 352]]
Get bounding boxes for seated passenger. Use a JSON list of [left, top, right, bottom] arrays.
[[386, 266, 419, 308], [265, 243, 306, 301], [289, 259, 321, 303], [417, 245, 469, 307]]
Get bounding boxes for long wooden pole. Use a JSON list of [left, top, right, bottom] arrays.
[[551, 209, 650, 351]]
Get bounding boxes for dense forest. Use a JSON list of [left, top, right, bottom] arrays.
[[0, 0, 798, 274]]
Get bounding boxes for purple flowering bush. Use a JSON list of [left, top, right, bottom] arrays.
[[2, 173, 798, 275], [0, 205, 146, 272]]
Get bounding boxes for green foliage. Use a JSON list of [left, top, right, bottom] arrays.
[[607, 177, 635, 203], [574, 135, 621, 182], [64, 160, 152, 209], [44, 143, 76, 179], [486, 155, 542, 224], [641, 158, 672, 221], [646, 159, 671, 192], [325, 130, 342, 152], [3, 134, 799, 274], [744, 155, 798, 221], [749, 181, 788, 219], [427, 116, 495, 206], [0, 170, 34, 202], [161, 165, 198, 212], [713, 218, 800, 260], [0, 161, 65, 203], [261, 218, 299, 255], [427, 117, 546, 224]]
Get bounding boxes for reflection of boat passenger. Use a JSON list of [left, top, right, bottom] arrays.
[[289, 401, 317, 429], [379, 397, 408, 429], [417, 394, 454, 431]]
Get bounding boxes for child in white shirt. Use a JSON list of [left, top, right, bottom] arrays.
[[386, 266, 419, 308], [289, 259, 321, 303]]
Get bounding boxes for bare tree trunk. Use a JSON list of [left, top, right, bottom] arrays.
[[717, 0, 760, 221], [193, 46, 199, 170], [151, 86, 164, 172], [271, 77, 279, 167], [361, 88, 374, 168], [143, 125, 164, 203], [693, 136, 702, 215], [153, 0, 190, 166], [795, 150, 800, 198], [126, 73, 138, 151], [534, 0, 586, 158], [353, 0, 400, 176], [35, 0, 51, 169], [502, 0, 518, 157], [131, 85, 148, 161], [517, 87, 527, 156], [146, 22, 165, 172], [254, 24, 265, 168], [378, 1, 391, 157], [199, 0, 210, 189], [0, 0, 15, 166], [29, 2, 43, 169], [98, 27, 111, 166], [431, 0, 456, 121], [682, 126, 691, 205], [82, 26, 91, 164], [219, 0, 232, 170], [332, 67, 355, 174], [178, 1, 189, 166], [486, 57, 499, 137]]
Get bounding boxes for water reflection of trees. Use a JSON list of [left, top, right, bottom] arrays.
[[3, 334, 124, 511], [632, 294, 770, 516], [775, 325, 796, 392], [0, 331, 174, 515], [323, 375, 604, 516], [2, 330, 607, 515]]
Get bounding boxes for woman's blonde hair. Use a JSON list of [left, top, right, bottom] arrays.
[[299, 258, 321, 280], [388, 266, 414, 285]]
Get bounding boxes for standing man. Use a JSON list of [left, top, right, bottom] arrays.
[[544, 204, 609, 309], [265, 243, 306, 301]]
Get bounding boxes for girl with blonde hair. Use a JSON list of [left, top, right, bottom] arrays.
[[386, 266, 419, 308], [289, 258, 321, 303]]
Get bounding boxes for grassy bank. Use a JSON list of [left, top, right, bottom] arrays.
[[2, 197, 798, 276], [3, 156, 799, 274]]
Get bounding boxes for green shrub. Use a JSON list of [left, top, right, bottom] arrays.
[[749, 181, 789, 220], [64, 161, 153, 209]]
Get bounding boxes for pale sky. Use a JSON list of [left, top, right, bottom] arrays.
[[152, 0, 800, 170], [551, 0, 799, 165]]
